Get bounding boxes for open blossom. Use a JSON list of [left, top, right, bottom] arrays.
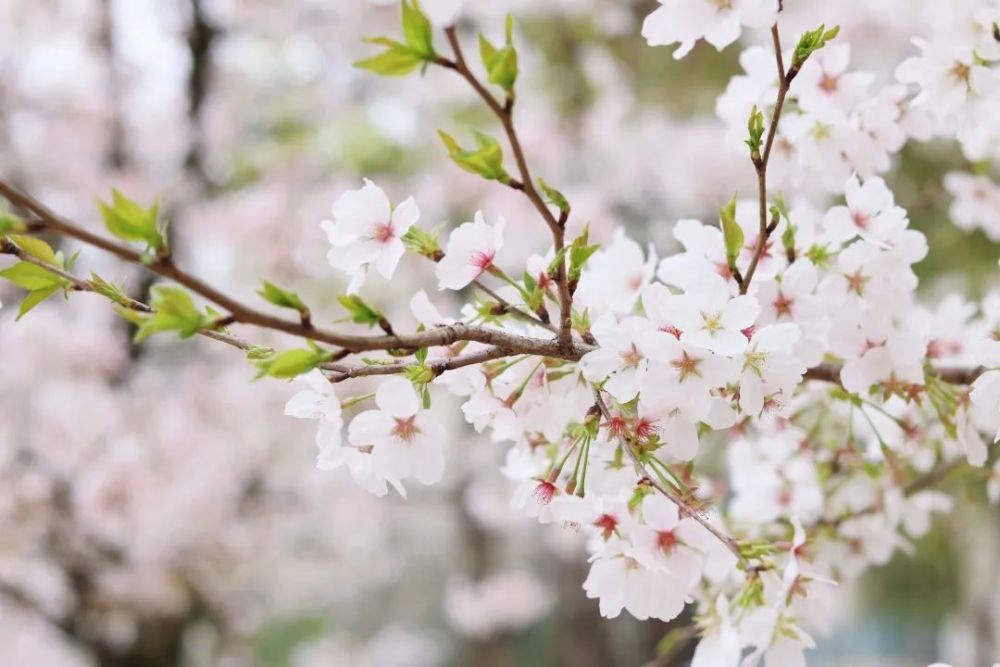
[[284, 370, 343, 463], [674, 273, 760, 355], [737, 323, 806, 417], [641, 0, 778, 59], [321, 179, 419, 293], [944, 171, 1000, 241], [580, 315, 666, 403], [347, 377, 445, 497], [582, 540, 687, 622], [436, 211, 505, 291], [896, 39, 1000, 122], [822, 175, 908, 244]]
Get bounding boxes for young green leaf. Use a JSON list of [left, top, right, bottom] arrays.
[[98, 189, 166, 251], [791, 24, 840, 71], [254, 344, 333, 380], [132, 284, 212, 342], [438, 131, 509, 182], [0, 262, 68, 291], [354, 37, 425, 77], [338, 294, 384, 328], [401, 0, 435, 58], [16, 285, 59, 321], [746, 105, 765, 160], [478, 17, 518, 93], [537, 178, 570, 214], [259, 281, 308, 313], [720, 194, 744, 270], [6, 234, 62, 267]]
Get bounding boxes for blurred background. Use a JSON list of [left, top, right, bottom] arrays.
[[0, 1, 998, 665]]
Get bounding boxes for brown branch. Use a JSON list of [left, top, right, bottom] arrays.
[[740, 23, 790, 295], [326, 346, 511, 382], [592, 389, 750, 568], [804, 362, 983, 386], [438, 28, 574, 351], [1, 236, 252, 353], [0, 178, 592, 360]]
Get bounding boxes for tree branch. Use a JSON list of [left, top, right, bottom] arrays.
[[0, 177, 590, 359], [438, 29, 574, 351], [592, 388, 750, 568], [740, 23, 791, 295]]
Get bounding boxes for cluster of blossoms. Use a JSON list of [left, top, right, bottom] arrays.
[[3, 0, 1000, 665]]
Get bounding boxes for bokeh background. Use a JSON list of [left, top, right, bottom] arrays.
[[0, 1, 998, 666]]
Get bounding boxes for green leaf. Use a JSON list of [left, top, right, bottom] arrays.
[[479, 19, 518, 93], [791, 24, 840, 70], [537, 178, 570, 214], [0, 211, 26, 234], [401, 0, 435, 58], [746, 104, 765, 158], [98, 189, 165, 250], [254, 343, 333, 380], [0, 262, 67, 291], [6, 234, 62, 266], [568, 225, 599, 282], [133, 284, 212, 341], [259, 281, 307, 312], [354, 37, 425, 77], [338, 294, 384, 328], [89, 272, 133, 306], [16, 285, 59, 320], [720, 194, 744, 268], [438, 131, 509, 182]]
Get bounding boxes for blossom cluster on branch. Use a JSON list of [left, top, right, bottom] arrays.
[[3, 1, 1000, 665]]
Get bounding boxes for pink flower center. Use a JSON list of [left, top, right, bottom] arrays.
[[851, 210, 871, 230], [634, 417, 658, 440], [470, 250, 495, 271], [656, 529, 679, 554], [819, 73, 839, 93], [391, 416, 418, 442], [533, 480, 557, 505], [773, 292, 794, 317], [593, 513, 618, 541], [661, 324, 683, 339], [373, 223, 395, 243]]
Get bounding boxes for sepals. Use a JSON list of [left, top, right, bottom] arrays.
[[98, 189, 166, 253], [438, 131, 509, 182], [402, 225, 442, 260]]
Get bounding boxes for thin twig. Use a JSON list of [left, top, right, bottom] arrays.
[[438, 28, 574, 351], [592, 388, 749, 568]]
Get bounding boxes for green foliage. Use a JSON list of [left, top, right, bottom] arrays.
[[537, 177, 570, 214], [338, 294, 385, 328], [746, 104, 765, 159], [719, 193, 743, 270], [252, 616, 326, 667], [354, 1, 436, 77], [567, 225, 599, 282], [253, 342, 333, 380], [97, 189, 166, 251], [791, 24, 840, 70], [0, 210, 26, 234], [0, 236, 71, 320], [438, 130, 509, 182], [479, 15, 519, 93], [123, 284, 214, 342], [259, 281, 310, 320]]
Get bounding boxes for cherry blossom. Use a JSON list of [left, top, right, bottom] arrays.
[[436, 211, 505, 291], [321, 179, 419, 293]]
